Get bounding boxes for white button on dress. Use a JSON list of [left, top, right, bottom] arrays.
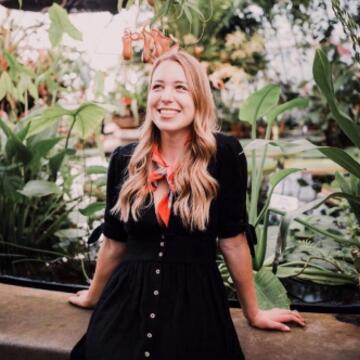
[[155, 269, 160, 274], [150, 313, 156, 319], [144, 351, 150, 357], [147, 332, 153, 338], [153, 290, 159, 296]]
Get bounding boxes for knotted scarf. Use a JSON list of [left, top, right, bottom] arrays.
[[147, 135, 191, 226]]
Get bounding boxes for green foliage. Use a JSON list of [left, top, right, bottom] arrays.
[[18, 180, 61, 198], [239, 85, 281, 125], [0, 115, 78, 248], [271, 48, 360, 288], [48, 3, 83, 47], [254, 268, 290, 310], [312, 49, 360, 221], [313, 49, 360, 148], [25, 103, 105, 140], [220, 84, 309, 307], [335, 172, 360, 225], [73, 103, 106, 139], [79, 202, 106, 217]]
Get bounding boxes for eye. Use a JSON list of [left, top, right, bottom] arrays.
[[176, 85, 187, 90], [152, 84, 162, 90]]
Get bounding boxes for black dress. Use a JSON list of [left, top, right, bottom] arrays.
[[70, 132, 257, 360]]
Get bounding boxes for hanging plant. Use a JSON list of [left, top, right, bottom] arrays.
[[121, 28, 178, 63]]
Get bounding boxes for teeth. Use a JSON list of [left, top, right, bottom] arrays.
[[159, 109, 179, 115]]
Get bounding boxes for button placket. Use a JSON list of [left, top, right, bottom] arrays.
[[144, 233, 167, 357]]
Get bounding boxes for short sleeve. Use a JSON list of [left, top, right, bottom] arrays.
[[102, 145, 132, 242], [217, 134, 257, 257]]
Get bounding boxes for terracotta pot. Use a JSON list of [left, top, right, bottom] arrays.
[[112, 115, 138, 129]]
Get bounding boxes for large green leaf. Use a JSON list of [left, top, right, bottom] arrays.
[[275, 265, 356, 286], [255, 168, 302, 228], [48, 4, 82, 47], [28, 137, 63, 171], [254, 268, 290, 310], [86, 165, 108, 175], [313, 48, 334, 98], [239, 84, 280, 125], [30, 137, 62, 159], [4, 50, 34, 78], [5, 122, 31, 161], [2, 175, 24, 202], [79, 201, 106, 216], [0, 117, 32, 164], [266, 98, 309, 125], [49, 148, 76, 178], [318, 147, 360, 179], [17, 73, 38, 101], [18, 180, 61, 198], [27, 105, 71, 137], [0, 71, 14, 101], [31, 137, 62, 158], [313, 49, 360, 148], [72, 103, 106, 139]]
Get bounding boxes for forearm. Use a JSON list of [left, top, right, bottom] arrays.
[[220, 234, 259, 323], [88, 237, 127, 302]]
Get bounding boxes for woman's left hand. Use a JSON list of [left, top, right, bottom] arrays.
[[247, 308, 306, 332]]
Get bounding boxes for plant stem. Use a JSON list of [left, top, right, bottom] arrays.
[[250, 123, 258, 223], [0, 240, 68, 257], [64, 115, 77, 151]]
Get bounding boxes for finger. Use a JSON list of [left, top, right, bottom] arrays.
[[268, 320, 291, 332], [289, 310, 306, 325], [279, 310, 305, 324], [279, 314, 306, 326], [68, 295, 79, 304], [293, 311, 306, 323], [68, 297, 85, 308]]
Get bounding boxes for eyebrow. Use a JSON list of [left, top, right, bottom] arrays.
[[152, 80, 188, 85]]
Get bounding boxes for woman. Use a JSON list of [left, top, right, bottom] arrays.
[[69, 49, 305, 360]]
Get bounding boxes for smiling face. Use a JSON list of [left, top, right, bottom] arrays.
[[148, 60, 195, 134]]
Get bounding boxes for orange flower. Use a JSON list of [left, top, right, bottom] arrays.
[[142, 29, 155, 63], [121, 28, 177, 64], [122, 32, 133, 60], [121, 96, 132, 106], [151, 29, 171, 57], [0, 54, 8, 71]]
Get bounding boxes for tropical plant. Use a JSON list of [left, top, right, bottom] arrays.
[[217, 83, 309, 309], [270, 48, 360, 289], [0, 96, 106, 281]]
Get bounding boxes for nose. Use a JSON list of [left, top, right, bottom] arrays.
[[160, 86, 174, 103]]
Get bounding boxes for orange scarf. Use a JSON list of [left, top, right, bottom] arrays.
[[147, 135, 191, 226]]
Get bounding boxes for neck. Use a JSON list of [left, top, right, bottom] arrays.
[[158, 128, 191, 166]]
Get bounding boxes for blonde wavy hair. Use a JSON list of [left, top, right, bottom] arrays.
[[113, 50, 220, 231]]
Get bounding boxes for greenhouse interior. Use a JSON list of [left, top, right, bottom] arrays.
[[0, 0, 359, 359]]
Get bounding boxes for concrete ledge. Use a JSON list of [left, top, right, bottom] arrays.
[[0, 283, 359, 360]]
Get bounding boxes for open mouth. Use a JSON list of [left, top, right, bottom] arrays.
[[157, 108, 181, 116]]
